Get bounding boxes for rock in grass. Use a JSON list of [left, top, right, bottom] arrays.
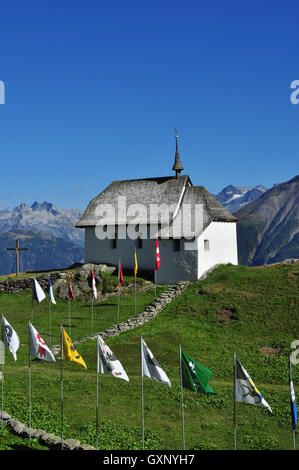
[[63, 438, 81, 450]]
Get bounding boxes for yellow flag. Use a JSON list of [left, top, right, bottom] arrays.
[[134, 251, 138, 277], [62, 327, 87, 369]]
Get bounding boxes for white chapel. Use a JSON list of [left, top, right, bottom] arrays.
[[76, 136, 238, 283]]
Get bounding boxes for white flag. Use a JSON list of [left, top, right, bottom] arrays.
[[33, 278, 46, 303], [141, 338, 171, 387], [29, 322, 56, 362], [48, 276, 56, 305], [92, 269, 97, 299], [97, 335, 128, 381], [2, 315, 20, 361], [234, 356, 272, 413]]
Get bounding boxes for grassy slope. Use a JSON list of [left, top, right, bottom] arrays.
[[0, 263, 298, 450]]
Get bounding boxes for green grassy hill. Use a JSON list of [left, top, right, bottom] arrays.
[[0, 262, 298, 450]]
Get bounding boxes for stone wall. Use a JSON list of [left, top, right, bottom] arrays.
[[0, 273, 62, 294]]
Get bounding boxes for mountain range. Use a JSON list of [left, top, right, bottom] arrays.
[[0, 201, 84, 247], [235, 175, 299, 266]]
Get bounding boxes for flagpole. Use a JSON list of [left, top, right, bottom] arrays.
[[117, 258, 120, 325], [96, 335, 99, 450], [28, 321, 31, 443], [68, 298, 71, 337], [1, 357, 3, 427], [60, 324, 64, 450], [179, 344, 185, 450], [1, 317, 4, 426], [290, 357, 296, 451], [49, 299, 52, 347], [1, 315, 3, 426], [134, 248, 137, 317], [141, 336, 144, 450], [31, 291, 33, 323], [233, 351, 237, 450], [91, 299, 94, 335]]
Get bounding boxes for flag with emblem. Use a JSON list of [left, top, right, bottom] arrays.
[[181, 349, 216, 395], [97, 335, 129, 381], [2, 315, 20, 361], [29, 322, 56, 362], [234, 356, 272, 413], [62, 327, 87, 369]]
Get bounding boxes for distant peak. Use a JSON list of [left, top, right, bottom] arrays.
[[31, 201, 57, 213], [13, 203, 29, 212]]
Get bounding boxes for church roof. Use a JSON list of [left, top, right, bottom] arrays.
[[76, 174, 237, 237]]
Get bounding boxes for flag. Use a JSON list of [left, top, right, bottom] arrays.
[[97, 335, 129, 381], [289, 358, 297, 431], [134, 251, 138, 278], [68, 273, 76, 302], [119, 262, 123, 289], [141, 338, 171, 387], [32, 277, 46, 303], [92, 269, 97, 299], [234, 356, 272, 413], [48, 275, 56, 305], [62, 327, 87, 369], [181, 349, 216, 395], [2, 316, 20, 361], [155, 238, 160, 271], [29, 322, 56, 362]]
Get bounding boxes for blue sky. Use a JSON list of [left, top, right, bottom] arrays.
[[0, 0, 298, 210]]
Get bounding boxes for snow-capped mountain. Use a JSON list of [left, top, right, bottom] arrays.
[[0, 201, 84, 247], [215, 185, 268, 213]]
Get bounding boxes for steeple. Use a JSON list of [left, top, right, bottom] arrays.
[[172, 129, 184, 178]]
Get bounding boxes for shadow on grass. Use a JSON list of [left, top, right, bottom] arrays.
[[9, 443, 45, 450]]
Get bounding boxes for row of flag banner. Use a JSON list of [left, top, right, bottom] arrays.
[[21, 240, 160, 347], [31, 238, 158, 322], [1, 314, 297, 450]]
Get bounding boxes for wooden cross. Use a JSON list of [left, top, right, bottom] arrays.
[[6, 239, 28, 275]]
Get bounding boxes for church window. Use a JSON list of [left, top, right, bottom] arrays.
[[173, 239, 181, 251], [204, 239, 210, 251]]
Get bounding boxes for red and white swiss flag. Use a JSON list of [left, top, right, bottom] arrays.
[[155, 238, 161, 271], [29, 322, 56, 362]]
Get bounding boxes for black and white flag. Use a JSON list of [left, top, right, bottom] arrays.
[[2, 315, 20, 361], [141, 338, 171, 387]]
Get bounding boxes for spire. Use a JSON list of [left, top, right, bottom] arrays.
[[172, 129, 184, 178]]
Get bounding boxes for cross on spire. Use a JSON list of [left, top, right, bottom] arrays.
[[172, 128, 184, 178], [6, 239, 28, 275]]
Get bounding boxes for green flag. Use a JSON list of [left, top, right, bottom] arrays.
[[181, 350, 216, 395]]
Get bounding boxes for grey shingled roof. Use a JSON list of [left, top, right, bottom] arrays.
[[76, 175, 237, 235]]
